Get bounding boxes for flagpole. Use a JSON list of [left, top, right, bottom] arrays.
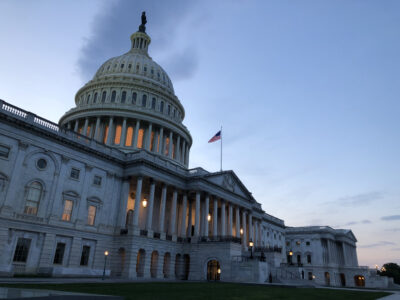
[[220, 126, 222, 172]]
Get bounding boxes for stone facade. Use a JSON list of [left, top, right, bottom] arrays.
[[0, 19, 389, 288]]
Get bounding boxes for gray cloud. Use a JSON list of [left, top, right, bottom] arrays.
[[358, 241, 396, 249], [334, 191, 384, 206], [386, 228, 400, 232], [77, 0, 200, 81], [341, 219, 372, 227], [391, 248, 400, 251], [345, 221, 357, 226], [361, 219, 372, 224], [381, 215, 400, 221]]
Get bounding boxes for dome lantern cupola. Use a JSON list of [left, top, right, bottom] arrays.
[[130, 12, 151, 56]]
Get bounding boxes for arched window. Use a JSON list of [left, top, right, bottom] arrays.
[[168, 105, 171, 115], [101, 91, 107, 103], [111, 91, 116, 103], [160, 101, 164, 113], [151, 98, 156, 109], [142, 95, 147, 107], [24, 181, 43, 215], [132, 92, 137, 104], [93, 92, 98, 103], [86, 94, 90, 104], [121, 91, 126, 103]]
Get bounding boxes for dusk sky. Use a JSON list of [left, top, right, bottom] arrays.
[[0, 0, 399, 267]]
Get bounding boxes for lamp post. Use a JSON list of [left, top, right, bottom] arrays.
[[102, 250, 109, 280], [249, 240, 254, 259], [288, 250, 293, 265]]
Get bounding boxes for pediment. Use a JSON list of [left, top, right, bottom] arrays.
[[203, 171, 253, 201]]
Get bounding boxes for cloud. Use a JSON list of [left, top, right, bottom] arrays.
[[361, 219, 371, 224], [391, 248, 400, 251], [77, 0, 200, 81], [345, 221, 357, 226], [333, 191, 384, 207], [358, 241, 396, 249], [385, 228, 400, 232], [340, 219, 372, 227], [381, 215, 400, 221]]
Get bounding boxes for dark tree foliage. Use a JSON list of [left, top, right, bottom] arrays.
[[378, 263, 400, 284]]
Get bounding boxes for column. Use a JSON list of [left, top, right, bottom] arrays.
[[73, 119, 79, 132], [152, 128, 158, 152], [132, 176, 143, 227], [94, 117, 101, 141], [213, 197, 218, 237], [236, 206, 240, 238], [67, 122, 71, 130], [158, 127, 164, 154], [221, 200, 226, 236], [204, 194, 209, 237], [255, 221, 259, 247], [120, 117, 127, 146], [106, 117, 114, 145], [187, 199, 193, 237], [133, 119, 140, 149], [169, 189, 177, 235], [181, 140, 186, 164], [146, 123, 152, 150], [194, 191, 200, 236], [83, 118, 89, 136], [176, 136, 181, 161], [228, 203, 233, 236], [168, 131, 173, 158], [159, 184, 167, 232], [118, 178, 130, 227], [180, 193, 187, 237], [146, 179, 155, 231], [242, 210, 247, 248], [249, 214, 253, 242], [185, 145, 189, 166]]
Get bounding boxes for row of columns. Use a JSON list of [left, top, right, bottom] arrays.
[[66, 117, 189, 166], [126, 176, 265, 249]]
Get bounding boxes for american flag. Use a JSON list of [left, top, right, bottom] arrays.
[[208, 130, 221, 143]]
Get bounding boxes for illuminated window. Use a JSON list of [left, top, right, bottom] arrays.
[[172, 141, 175, 158], [62, 200, 73, 221], [156, 133, 160, 152], [121, 91, 126, 103], [103, 125, 109, 144], [114, 124, 122, 145], [87, 205, 96, 226], [150, 131, 154, 151], [13, 238, 31, 263], [101, 91, 106, 103], [111, 91, 116, 103], [137, 128, 144, 148], [152, 97, 156, 109], [86, 125, 91, 137], [296, 241, 301, 246], [125, 126, 133, 146], [164, 137, 170, 155], [132, 92, 137, 104], [24, 181, 42, 215], [142, 95, 147, 107]]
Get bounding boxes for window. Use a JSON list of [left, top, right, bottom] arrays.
[[36, 158, 47, 170], [151, 97, 156, 109], [132, 92, 137, 104], [87, 205, 96, 226], [101, 91, 107, 103], [24, 181, 42, 215], [70, 168, 80, 180], [93, 92, 98, 103], [111, 91, 116, 103], [137, 129, 144, 148], [86, 94, 90, 104], [121, 91, 126, 103], [128, 64, 132, 69], [307, 254, 312, 264], [0, 145, 10, 158], [142, 95, 147, 107], [93, 175, 102, 186], [121, 63, 124, 69], [167, 105, 171, 115], [13, 238, 31, 263], [53, 243, 66, 264], [151, 69, 154, 75], [160, 101, 164, 113], [286, 241, 290, 247], [306, 241, 310, 246], [144, 66, 147, 72], [62, 200, 73, 221], [296, 241, 301, 246], [80, 245, 90, 266]]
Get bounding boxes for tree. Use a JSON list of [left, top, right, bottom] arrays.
[[378, 263, 400, 284]]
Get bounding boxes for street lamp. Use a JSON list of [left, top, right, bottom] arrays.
[[288, 250, 293, 265], [249, 240, 254, 259], [240, 228, 243, 235], [102, 250, 109, 280], [142, 198, 147, 208], [207, 214, 211, 222]]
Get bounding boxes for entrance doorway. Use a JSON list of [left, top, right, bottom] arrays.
[[340, 273, 346, 286], [354, 275, 365, 287], [207, 260, 221, 281]]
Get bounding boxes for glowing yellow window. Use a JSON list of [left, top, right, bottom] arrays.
[[164, 137, 170, 155], [62, 200, 73, 221], [150, 131, 154, 151], [87, 205, 96, 226], [137, 128, 144, 148], [103, 125, 109, 144], [114, 124, 122, 144], [125, 126, 133, 146]]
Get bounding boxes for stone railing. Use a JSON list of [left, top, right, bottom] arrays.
[[197, 235, 241, 244], [255, 246, 282, 253]]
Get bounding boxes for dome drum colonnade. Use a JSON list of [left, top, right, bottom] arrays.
[[59, 27, 191, 167], [121, 175, 272, 250]]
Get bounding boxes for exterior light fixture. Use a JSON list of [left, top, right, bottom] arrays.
[[217, 268, 221, 274], [104, 250, 109, 256], [249, 241, 254, 247], [312, 275, 316, 279], [289, 250, 293, 256], [102, 250, 109, 280], [207, 214, 211, 222], [249, 239, 254, 259], [142, 198, 147, 207], [240, 228, 243, 235]]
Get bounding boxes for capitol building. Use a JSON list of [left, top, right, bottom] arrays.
[[0, 15, 390, 288]]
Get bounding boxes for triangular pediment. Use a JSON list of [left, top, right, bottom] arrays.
[[203, 171, 253, 201]]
